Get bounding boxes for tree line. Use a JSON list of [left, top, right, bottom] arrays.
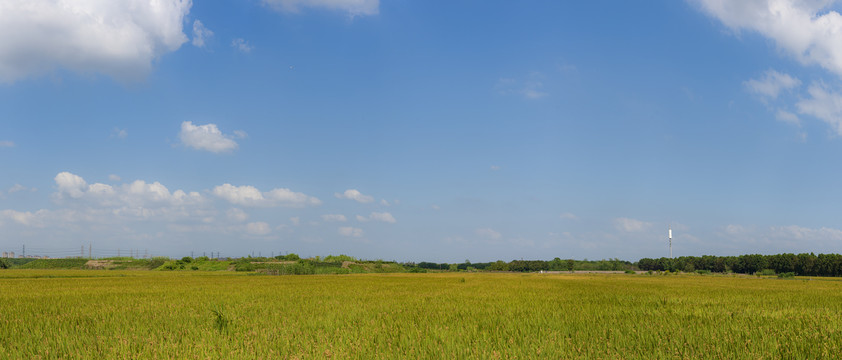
[[637, 253, 842, 276], [410, 258, 635, 272]]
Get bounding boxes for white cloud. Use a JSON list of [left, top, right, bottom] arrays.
[[559, 212, 579, 220], [695, 0, 842, 78], [724, 224, 752, 235], [796, 82, 842, 135], [614, 217, 652, 232], [245, 222, 271, 235], [55, 172, 88, 199], [0, 0, 191, 83], [368, 211, 396, 223], [380, 199, 390, 206], [743, 69, 801, 99], [108, 174, 122, 182], [0, 209, 49, 227], [475, 228, 502, 240], [776, 109, 802, 126], [769, 225, 842, 241], [192, 20, 213, 48], [262, 0, 379, 17], [290, 216, 301, 226], [179, 121, 242, 153], [231, 38, 252, 53], [321, 214, 347, 222], [54, 172, 205, 210], [227, 208, 249, 222], [338, 226, 364, 237], [7, 184, 30, 194], [335, 189, 374, 203], [356, 212, 396, 223], [490, 165, 501, 171], [212, 183, 321, 207], [0, 141, 14, 148]]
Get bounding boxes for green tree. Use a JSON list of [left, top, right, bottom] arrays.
[[565, 259, 575, 272]]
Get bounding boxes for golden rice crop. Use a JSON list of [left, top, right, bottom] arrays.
[[0, 271, 840, 359]]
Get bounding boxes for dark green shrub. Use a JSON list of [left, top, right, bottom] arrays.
[[181, 256, 193, 263], [778, 272, 796, 279], [147, 257, 168, 269]]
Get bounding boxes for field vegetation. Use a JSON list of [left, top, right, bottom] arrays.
[[0, 271, 839, 359]]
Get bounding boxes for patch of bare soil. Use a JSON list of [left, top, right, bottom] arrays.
[[85, 260, 115, 270]]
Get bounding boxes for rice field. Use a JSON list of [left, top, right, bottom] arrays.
[[0, 271, 840, 359]]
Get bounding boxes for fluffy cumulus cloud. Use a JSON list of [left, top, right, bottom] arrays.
[[262, 0, 379, 17], [338, 226, 364, 237], [696, 1, 842, 136], [695, 0, 842, 78], [54, 171, 204, 209], [0, 0, 192, 83], [0, 209, 50, 227], [796, 82, 842, 134], [213, 183, 321, 207], [614, 217, 652, 232], [179, 121, 244, 153], [335, 189, 374, 203], [744, 69, 801, 99]]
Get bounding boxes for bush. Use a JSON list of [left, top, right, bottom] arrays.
[[759, 269, 776, 276], [0, 258, 8, 269], [148, 257, 168, 269], [181, 256, 193, 263], [407, 267, 428, 273], [778, 272, 796, 279], [234, 262, 255, 272], [624, 269, 636, 274], [696, 270, 711, 275]]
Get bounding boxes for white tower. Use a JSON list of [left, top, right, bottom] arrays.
[[668, 225, 673, 259]]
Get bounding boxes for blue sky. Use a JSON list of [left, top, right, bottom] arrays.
[[3, 0, 842, 262]]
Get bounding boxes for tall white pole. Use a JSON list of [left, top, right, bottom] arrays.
[[669, 225, 673, 259]]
